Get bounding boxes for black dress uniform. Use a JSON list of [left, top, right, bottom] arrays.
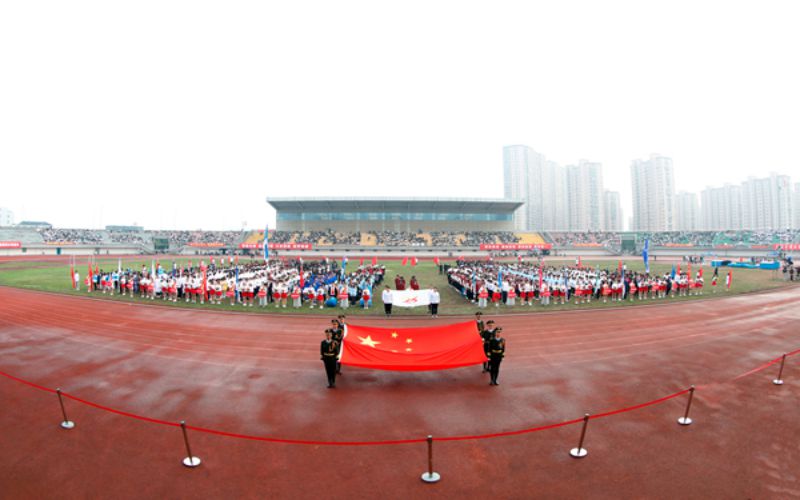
[[481, 326, 496, 373], [332, 324, 344, 374], [321, 335, 338, 388], [489, 332, 505, 386]]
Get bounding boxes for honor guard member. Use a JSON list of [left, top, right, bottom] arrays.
[[321, 329, 338, 388], [331, 319, 345, 374], [475, 312, 484, 334], [481, 319, 497, 373], [489, 327, 506, 386]]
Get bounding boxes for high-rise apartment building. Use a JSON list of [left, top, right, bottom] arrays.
[[794, 183, 800, 229], [503, 145, 533, 230], [503, 145, 570, 231], [674, 192, 700, 231], [630, 155, 675, 231], [0, 207, 13, 227], [700, 184, 742, 230], [604, 191, 623, 231], [740, 174, 793, 230], [566, 161, 605, 231]]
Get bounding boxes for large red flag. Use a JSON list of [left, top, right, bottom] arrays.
[[70, 257, 76, 289], [341, 322, 487, 371]]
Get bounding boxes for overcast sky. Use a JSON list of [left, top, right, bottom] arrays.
[[1, 1, 798, 230]]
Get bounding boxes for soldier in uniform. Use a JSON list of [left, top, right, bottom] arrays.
[[481, 319, 497, 373], [489, 327, 506, 386], [331, 318, 345, 374], [475, 311, 484, 334], [321, 329, 339, 388]]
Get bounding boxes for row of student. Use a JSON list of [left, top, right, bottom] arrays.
[[448, 261, 724, 308], [83, 260, 385, 309]]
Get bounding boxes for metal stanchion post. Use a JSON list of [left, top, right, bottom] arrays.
[[569, 414, 590, 458], [677, 386, 695, 425], [773, 354, 786, 385], [56, 389, 75, 429], [180, 421, 202, 467], [421, 435, 441, 483]]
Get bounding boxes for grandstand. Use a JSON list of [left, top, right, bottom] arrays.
[[1, 223, 799, 258], [267, 197, 523, 232]]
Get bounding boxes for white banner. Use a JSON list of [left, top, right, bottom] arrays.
[[390, 289, 432, 308]]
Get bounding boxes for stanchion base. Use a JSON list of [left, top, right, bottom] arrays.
[[677, 417, 693, 426], [182, 456, 202, 467], [421, 472, 441, 483], [773, 379, 784, 385], [569, 447, 588, 458], [60, 421, 75, 429]]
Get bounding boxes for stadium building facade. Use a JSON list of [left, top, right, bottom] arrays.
[[267, 197, 523, 232]]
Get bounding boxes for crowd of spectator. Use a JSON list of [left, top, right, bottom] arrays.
[[460, 231, 521, 246], [147, 230, 244, 247], [39, 228, 105, 244], [547, 232, 620, 247], [637, 231, 715, 247], [108, 231, 151, 245], [714, 230, 800, 246], [26, 227, 800, 249], [370, 231, 429, 246]]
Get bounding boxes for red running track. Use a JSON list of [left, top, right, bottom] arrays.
[[1, 284, 800, 498]]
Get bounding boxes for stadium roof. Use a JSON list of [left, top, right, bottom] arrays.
[[267, 197, 524, 213]]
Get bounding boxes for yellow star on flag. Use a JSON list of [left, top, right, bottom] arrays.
[[405, 348, 413, 352], [391, 332, 399, 339], [358, 335, 381, 348], [406, 338, 413, 344]]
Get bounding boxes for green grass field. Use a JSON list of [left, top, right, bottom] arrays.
[[0, 256, 791, 316]]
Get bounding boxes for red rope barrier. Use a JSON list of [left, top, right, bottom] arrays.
[[591, 388, 690, 419], [1, 347, 797, 446], [60, 392, 180, 428], [0, 370, 56, 393]]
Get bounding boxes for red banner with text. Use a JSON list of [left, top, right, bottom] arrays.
[[0, 241, 21, 249], [479, 243, 552, 251], [239, 242, 313, 250]]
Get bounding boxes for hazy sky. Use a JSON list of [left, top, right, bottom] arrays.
[[1, 1, 798, 230]]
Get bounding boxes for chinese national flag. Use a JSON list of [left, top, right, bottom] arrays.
[[341, 322, 487, 371]]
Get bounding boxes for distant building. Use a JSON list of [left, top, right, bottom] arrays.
[[604, 191, 623, 231], [674, 192, 700, 231], [566, 161, 605, 231], [503, 145, 569, 231], [794, 183, 800, 229], [701, 184, 742, 230], [630, 155, 675, 231], [740, 174, 793, 230], [0, 207, 13, 227]]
